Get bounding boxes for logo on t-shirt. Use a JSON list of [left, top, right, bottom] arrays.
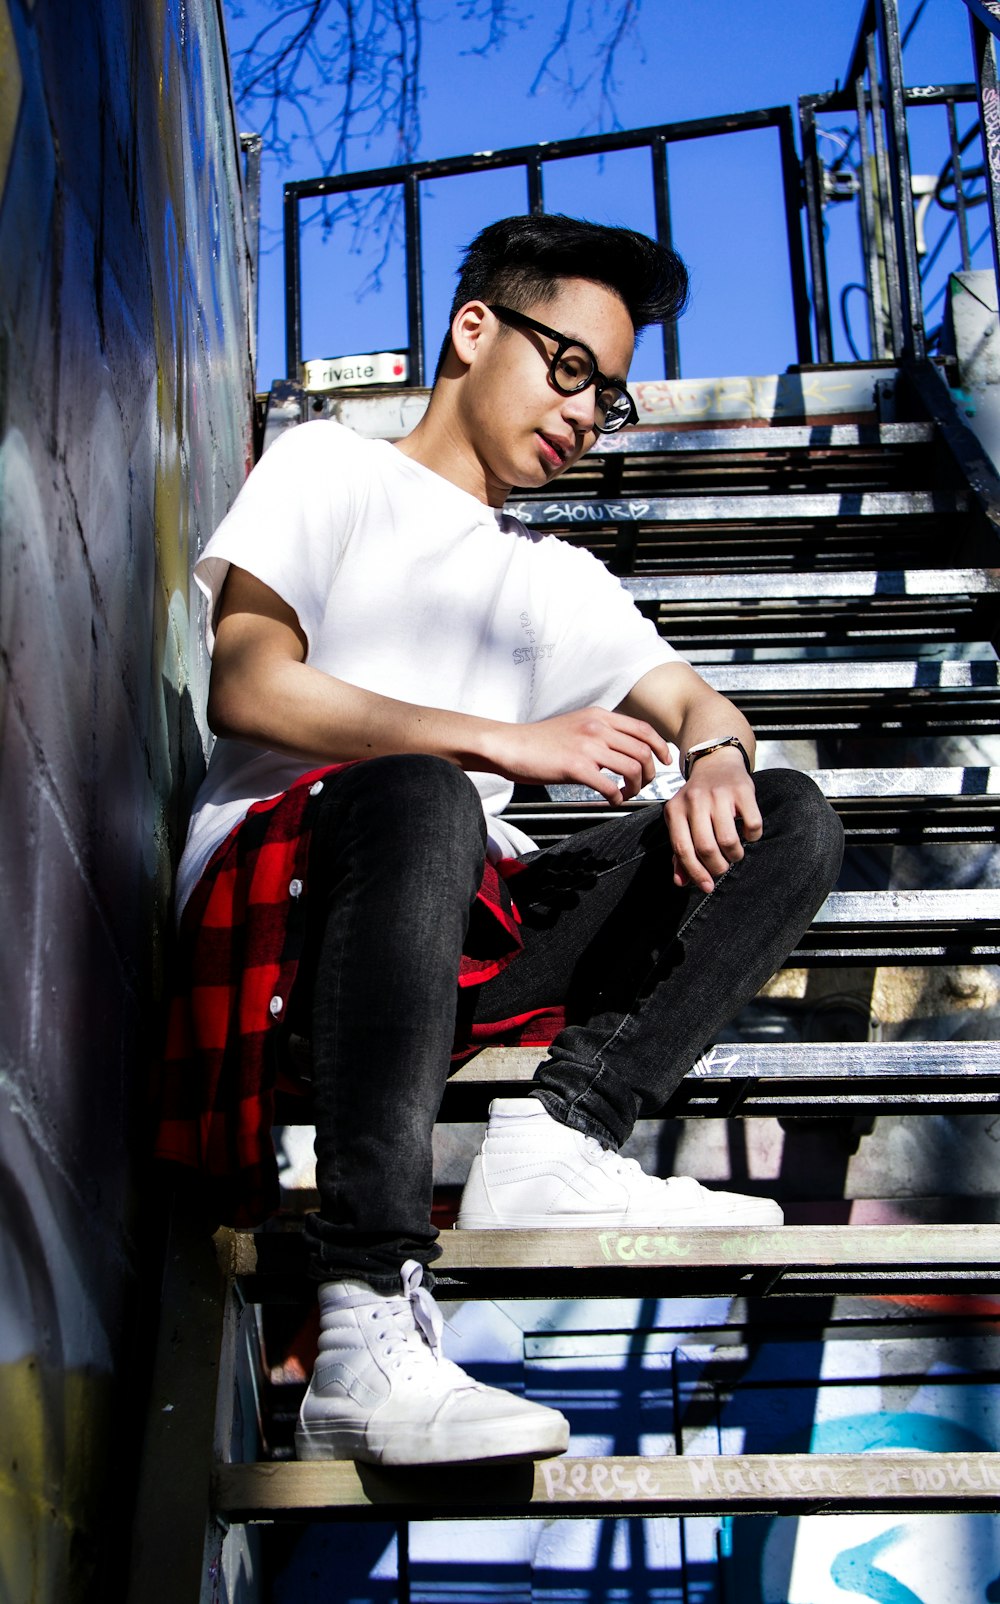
[[514, 611, 553, 669]]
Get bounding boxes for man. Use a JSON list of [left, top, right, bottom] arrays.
[[163, 215, 844, 1468]]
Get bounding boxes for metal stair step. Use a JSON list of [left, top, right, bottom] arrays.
[[622, 569, 1000, 648], [442, 1040, 1000, 1120], [710, 652, 999, 685], [592, 422, 936, 454], [800, 888, 1000, 961], [624, 568, 1000, 600], [512, 768, 1000, 847], [700, 658, 1000, 737], [214, 1449, 1000, 1521], [235, 1223, 1000, 1299], [561, 423, 943, 500], [273, 1041, 1000, 1124], [523, 767, 1000, 846], [508, 490, 966, 528]]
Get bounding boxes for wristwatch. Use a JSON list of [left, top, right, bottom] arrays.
[[683, 735, 753, 781]]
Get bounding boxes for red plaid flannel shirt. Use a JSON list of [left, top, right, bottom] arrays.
[[153, 764, 563, 1223]]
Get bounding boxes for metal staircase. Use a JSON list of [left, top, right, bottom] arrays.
[[127, 361, 1000, 1601]]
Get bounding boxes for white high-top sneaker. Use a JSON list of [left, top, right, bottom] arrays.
[[456, 1097, 783, 1229], [295, 1259, 569, 1465]]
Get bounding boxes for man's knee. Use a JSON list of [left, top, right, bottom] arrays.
[[340, 753, 486, 858], [754, 767, 844, 882]]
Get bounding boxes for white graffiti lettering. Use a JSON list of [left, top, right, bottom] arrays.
[[982, 86, 1000, 187]]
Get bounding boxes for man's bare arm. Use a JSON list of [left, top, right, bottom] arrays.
[[619, 661, 761, 892], [208, 567, 673, 806]]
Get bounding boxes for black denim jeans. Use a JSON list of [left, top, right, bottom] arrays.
[[296, 754, 844, 1289]]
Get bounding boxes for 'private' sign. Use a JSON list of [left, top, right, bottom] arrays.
[[303, 351, 409, 391]]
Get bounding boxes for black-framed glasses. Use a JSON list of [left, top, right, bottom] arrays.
[[487, 304, 638, 434]]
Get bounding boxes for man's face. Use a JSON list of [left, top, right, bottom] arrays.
[[458, 276, 636, 502]]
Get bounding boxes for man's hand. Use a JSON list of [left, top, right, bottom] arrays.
[[490, 707, 673, 805], [664, 748, 762, 893]]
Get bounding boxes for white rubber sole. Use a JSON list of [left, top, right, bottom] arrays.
[[295, 1412, 569, 1465], [455, 1202, 784, 1230]]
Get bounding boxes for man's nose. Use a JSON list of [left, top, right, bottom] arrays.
[[560, 384, 598, 433]]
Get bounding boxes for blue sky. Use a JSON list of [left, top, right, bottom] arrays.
[[223, 0, 988, 391]]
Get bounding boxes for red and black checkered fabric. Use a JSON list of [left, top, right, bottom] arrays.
[[153, 763, 563, 1223]]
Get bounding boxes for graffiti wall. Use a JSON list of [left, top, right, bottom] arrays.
[[0, 0, 254, 1598]]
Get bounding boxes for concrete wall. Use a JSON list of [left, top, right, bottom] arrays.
[[0, 1, 254, 1597]]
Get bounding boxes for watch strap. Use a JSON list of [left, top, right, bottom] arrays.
[[683, 736, 753, 781]]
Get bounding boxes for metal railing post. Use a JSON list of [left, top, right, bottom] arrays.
[[404, 174, 425, 387], [855, 79, 889, 357], [866, 28, 905, 357], [946, 100, 973, 272], [799, 99, 835, 364], [651, 136, 681, 380], [283, 185, 302, 380], [777, 106, 814, 364], [527, 155, 545, 215], [875, 0, 927, 359]]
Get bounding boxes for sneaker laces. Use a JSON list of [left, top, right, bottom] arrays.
[[364, 1260, 470, 1385], [400, 1259, 444, 1354], [582, 1137, 700, 1197]]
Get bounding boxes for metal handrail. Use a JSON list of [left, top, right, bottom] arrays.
[[281, 107, 813, 384]]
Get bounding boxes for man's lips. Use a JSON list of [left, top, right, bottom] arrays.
[[537, 432, 574, 466]]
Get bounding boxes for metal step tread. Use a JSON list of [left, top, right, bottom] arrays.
[[705, 659, 1000, 690], [508, 491, 966, 526], [235, 1223, 1000, 1298], [623, 567, 1000, 601], [592, 421, 936, 455], [434, 1221, 1000, 1274], [271, 1041, 1000, 1123], [543, 766, 1000, 801], [447, 1041, 1000, 1119], [683, 667, 1000, 737], [817, 888, 1000, 923], [794, 888, 1000, 961], [512, 769, 1000, 847], [215, 1449, 1000, 1520]]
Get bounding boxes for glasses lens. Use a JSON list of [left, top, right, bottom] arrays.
[[549, 342, 596, 395], [595, 385, 634, 433]]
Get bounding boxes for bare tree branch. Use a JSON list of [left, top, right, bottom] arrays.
[[530, 0, 643, 133], [457, 0, 524, 58], [229, 0, 648, 300], [230, 0, 645, 176]]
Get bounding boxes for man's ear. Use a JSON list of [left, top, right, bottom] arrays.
[[449, 301, 491, 370]]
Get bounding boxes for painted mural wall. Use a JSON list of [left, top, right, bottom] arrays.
[[0, 0, 255, 1598]]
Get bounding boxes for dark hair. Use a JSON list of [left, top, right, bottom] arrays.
[[450, 213, 687, 326], [434, 213, 688, 378]]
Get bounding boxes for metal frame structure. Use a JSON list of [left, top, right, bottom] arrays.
[[798, 2, 978, 365], [800, 0, 1000, 367], [280, 0, 1000, 388], [281, 108, 812, 385]]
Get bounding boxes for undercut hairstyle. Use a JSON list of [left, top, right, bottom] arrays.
[[435, 212, 689, 376]]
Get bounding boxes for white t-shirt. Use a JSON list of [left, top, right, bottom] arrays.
[[175, 420, 681, 913]]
